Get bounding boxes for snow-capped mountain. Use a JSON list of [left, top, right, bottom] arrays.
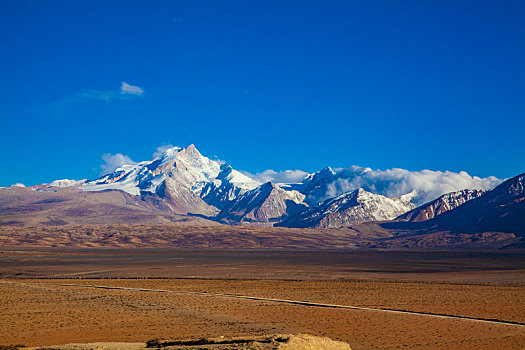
[[216, 182, 307, 224], [285, 165, 500, 206], [278, 188, 415, 228], [40, 144, 503, 227], [396, 189, 485, 222], [284, 167, 338, 206], [77, 145, 261, 214]]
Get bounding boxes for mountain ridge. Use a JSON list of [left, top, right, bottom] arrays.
[[2, 145, 518, 238]]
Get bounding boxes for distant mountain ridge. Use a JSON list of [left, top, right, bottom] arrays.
[[427, 173, 525, 236], [366, 173, 525, 248], [1, 145, 513, 231]]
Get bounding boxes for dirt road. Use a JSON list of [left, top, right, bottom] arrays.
[[2, 280, 522, 328]]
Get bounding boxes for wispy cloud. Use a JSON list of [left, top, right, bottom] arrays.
[[46, 82, 144, 111], [100, 153, 137, 175], [120, 82, 144, 96], [243, 169, 309, 184], [153, 144, 182, 158], [80, 81, 144, 101]]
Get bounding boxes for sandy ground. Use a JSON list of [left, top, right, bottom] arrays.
[[24, 334, 351, 350], [1, 249, 524, 349], [1, 279, 524, 350]]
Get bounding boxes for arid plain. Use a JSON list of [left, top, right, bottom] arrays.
[[1, 248, 524, 349]]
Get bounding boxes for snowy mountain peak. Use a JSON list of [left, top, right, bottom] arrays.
[[177, 143, 200, 158], [354, 188, 369, 197], [259, 181, 275, 191], [395, 190, 418, 204], [321, 166, 335, 175], [278, 187, 415, 228], [76, 145, 261, 211]]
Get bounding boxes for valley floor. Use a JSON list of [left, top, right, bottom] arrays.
[[1, 249, 524, 349]]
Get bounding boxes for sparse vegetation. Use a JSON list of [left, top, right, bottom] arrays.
[[1, 277, 523, 349], [0, 345, 25, 350]]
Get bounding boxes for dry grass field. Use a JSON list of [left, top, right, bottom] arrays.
[[1, 249, 524, 349]]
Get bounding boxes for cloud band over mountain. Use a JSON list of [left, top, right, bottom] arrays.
[[96, 145, 503, 206], [242, 166, 502, 205], [318, 166, 500, 205]]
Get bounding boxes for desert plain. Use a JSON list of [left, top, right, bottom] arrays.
[[0, 246, 524, 350]]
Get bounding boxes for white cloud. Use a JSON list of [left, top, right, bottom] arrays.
[[11, 183, 26, 187], [78, 82, 144, 101], [214, 156, 227, 166], [48, 82, 144, 109], [320, 166, 502, 205], [100, 153, 137, 175], [153, 144, 181, 158], [120, 82, 144, 96], [244, 166, 501, 205], [246, 169, 309, 184]]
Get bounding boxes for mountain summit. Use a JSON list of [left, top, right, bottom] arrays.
[[78, 145, 260, 214]]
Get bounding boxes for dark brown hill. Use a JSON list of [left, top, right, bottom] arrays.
[[384, 173, 524, 233], [429, 173, 525, 236], [397, 189, 485, 222]]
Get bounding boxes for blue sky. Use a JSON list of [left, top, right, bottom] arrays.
[[0, 0, 523, 186]]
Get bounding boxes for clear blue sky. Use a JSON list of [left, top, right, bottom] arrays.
[[0, 0, 523, 186]]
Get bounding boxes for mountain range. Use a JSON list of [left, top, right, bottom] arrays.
[[1, 145, 523, 249]]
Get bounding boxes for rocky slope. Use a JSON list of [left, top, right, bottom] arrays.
[[216, 182, 308, 224], [396, 189, 485, 222], [428, 172, 525, 236], [278, 188, 415, 228]]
